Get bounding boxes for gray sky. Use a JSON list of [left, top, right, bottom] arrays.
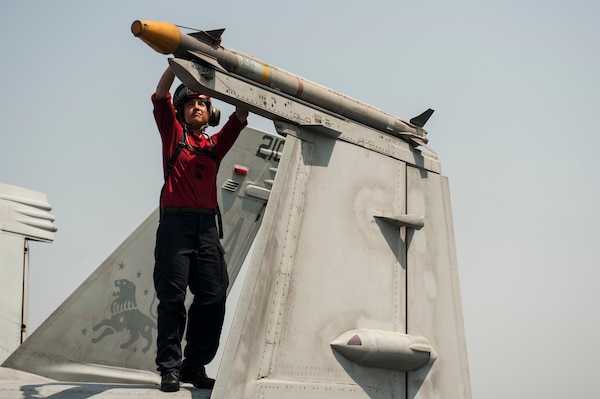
[[1, 1, 599, 397]]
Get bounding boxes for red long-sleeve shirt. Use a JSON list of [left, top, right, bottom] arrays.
[[152, 92, 247, 209]]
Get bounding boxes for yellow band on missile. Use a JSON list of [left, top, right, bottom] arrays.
[[131, 20, 181, 55], [260, 65, 270, 85]]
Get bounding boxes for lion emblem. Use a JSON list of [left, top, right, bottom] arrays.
[[92, 279, 156, 353]]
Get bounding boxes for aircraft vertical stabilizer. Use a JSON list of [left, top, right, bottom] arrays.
[[1, 127, 282, 384], [0, 183, 56, 364], [213, 121, 471, 399]]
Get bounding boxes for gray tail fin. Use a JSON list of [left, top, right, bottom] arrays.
[[1, 127, 283, 384], [410, 108, 434, 128]]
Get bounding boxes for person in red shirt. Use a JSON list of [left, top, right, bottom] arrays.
[[152, 67, 248, 392]]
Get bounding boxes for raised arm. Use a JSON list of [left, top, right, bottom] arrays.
[[155, 67, 175, 100]]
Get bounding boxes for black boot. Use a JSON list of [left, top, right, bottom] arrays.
[[180, 369, 215, 389], [160, 370, 180, 392]]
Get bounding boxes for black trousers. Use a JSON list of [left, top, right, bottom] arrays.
[[153, 211, 229, 375]]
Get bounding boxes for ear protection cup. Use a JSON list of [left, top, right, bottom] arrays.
[[208, 107, 220, 126]]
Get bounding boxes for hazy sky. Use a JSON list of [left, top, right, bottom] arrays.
[[1, 1, 599, 398]]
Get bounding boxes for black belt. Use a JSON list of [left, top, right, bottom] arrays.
[[161, 207, 223, 239], [162, 207, 216, 215]]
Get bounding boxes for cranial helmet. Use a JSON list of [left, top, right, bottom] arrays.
[[173, 84, 220, 126]]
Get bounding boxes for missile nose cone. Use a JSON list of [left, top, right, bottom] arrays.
[[131, 20, 181, 55]]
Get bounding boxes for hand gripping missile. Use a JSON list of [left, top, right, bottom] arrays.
[[330, 329, 436, 372], [131, 20, 433, 145]]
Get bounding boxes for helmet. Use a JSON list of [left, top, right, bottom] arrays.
[[173, 84, 211, 110], [173, 84, 220, 126]]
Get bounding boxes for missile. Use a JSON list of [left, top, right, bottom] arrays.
[[330, 328, 436, 372], [131, 20, 432, 145]]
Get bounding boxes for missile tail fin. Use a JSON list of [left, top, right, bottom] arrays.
[[410, 108, 434, 128], [189, 28, 225, 45]]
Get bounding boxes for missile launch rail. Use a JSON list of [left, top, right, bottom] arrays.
[[169, 57, 432, 151]]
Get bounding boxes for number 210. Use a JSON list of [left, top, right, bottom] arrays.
[[256, 135, 284, 162]]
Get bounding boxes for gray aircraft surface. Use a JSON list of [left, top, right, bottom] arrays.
[[0, 20, 471, 399]]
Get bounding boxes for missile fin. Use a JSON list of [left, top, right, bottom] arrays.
[[409, 108, 434, 128], [189, 29, 225, 45], [187, 51, 227, 71]]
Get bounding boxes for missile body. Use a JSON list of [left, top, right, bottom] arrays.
[[330, 329, 436, 372], [131, 20, 431, 145]]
